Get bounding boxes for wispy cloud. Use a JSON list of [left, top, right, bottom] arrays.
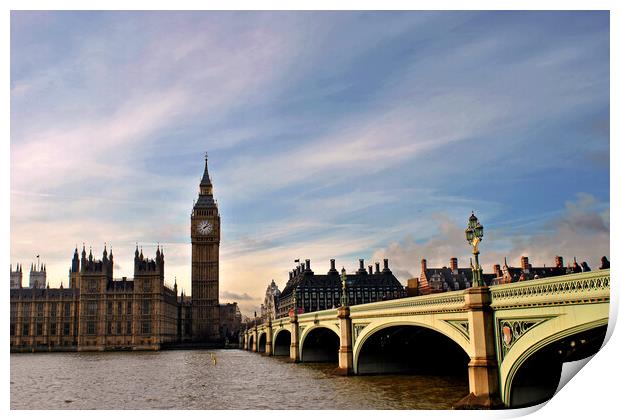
[[371, 194, 610, 279]]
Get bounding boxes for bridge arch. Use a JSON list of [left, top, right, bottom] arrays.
[[257, 332, 267, 353], [353, 320, 471, 375], [500, 306, 609, 407], [272, 328, 291, 356], [299, 325, 340, 362], [248, 333, 255, 351]]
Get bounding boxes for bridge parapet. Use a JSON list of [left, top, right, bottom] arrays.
[[349, 289, 466, 317], [489, 269, 610, 309], [297, 308, 338, 324]]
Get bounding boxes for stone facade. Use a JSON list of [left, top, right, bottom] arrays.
[[29, 263, 46, 289], [220, 302, 242, 341], [10, 264, 23, 289], [10, 245, 182, 352], [260, 280, 280, 323]]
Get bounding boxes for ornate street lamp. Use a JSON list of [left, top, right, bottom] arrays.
[[340, 267, 349, 307], [465, 212, 484, 287]]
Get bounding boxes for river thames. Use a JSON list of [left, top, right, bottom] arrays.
[[11, 349, 468, 409]]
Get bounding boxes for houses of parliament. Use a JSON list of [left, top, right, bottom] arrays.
[[9, 155, 241, 352]]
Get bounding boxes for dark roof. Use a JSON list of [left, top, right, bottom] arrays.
[[200, 157, 212, 187], [194, 194, 216, 208]]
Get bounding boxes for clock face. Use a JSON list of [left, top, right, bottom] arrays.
[[197, 220, 213, 235]]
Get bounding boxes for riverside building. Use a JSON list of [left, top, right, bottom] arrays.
[[275, 258, 406, 319], [10, 155, 238, 352]]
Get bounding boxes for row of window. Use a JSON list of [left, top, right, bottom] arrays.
[[300, 290, 402, 299], [86, 321, 151, 335], [87, 300, 150, 316], [11, 321, 152, 337], [430, 279, 470, 291], [87, 279, 156, 292], [11, 322, 72, 337], [10, 302, 73, 318]]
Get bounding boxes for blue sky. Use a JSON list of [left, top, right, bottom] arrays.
[[10, 11, 609, 314]]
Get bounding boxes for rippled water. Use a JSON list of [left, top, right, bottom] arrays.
[[11, 350, 468, 409]]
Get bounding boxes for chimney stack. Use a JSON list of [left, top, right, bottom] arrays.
[[368, 265, 373, 275], [421, 258, 427, 272], [301, 262, 305, 271], [330, 259, 336, 270], [449, 257, 458, 272], [305, 259, 311, 271], [521, 256, 529, 271], [494, 264, 501, 277], [357, 259, 367, 274], [383, 259, 389, 271], [555, 256, 564, 268], [375, 262, 380, 273]]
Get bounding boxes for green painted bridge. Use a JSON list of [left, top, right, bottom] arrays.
[[242, 269, 610, 408]]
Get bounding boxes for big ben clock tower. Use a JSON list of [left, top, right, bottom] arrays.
[[191, 153, 221, 342]]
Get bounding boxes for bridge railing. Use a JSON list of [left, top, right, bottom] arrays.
[[489, 268, 610, 309], [297, 308, 339, 323], [349, 289, 467, 317]]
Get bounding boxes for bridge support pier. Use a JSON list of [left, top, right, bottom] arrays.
[[252, 328, 258, 352], [265, 321, 273, 355], [290, 313, 300, 362], [336, 306, 354, 375], [455, 287, 503, 409]]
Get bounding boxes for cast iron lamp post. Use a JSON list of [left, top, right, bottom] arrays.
[[465, 212, 484, 287]]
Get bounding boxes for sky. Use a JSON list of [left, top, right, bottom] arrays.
[[10, 11, 610, 315]]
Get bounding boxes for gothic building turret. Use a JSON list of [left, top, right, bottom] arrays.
[[69, 246, 80, 288], [29, 261, 46, 289], [10, 263, 22, 289]]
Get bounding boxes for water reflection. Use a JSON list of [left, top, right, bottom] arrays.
[[11, 350, 468, 409]]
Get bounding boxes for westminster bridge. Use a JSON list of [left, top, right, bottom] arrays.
[[241, 269, 610, 409]]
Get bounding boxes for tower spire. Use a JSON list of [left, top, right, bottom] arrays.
[[199, 152, 213, 195]]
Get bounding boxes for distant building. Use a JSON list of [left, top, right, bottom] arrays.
[[29, 263, 46, 288], [418, 257, 491, 294], [220, 302, 242, 340], [260, 280, 281, 322], [490, 256, 571, 285], [10, 264, 23, 289], [417, 255, 596, 295], [10, 262, 47, 289], [276, 258, 406, 319], [405, 277, 420, 297]]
